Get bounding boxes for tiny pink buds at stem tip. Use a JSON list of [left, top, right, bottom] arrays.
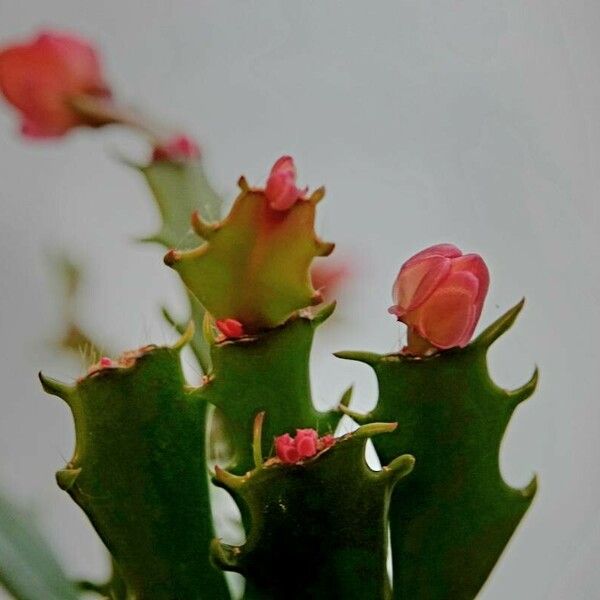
[[265, 155, 307, 211], [152, 135, 201, 162], [215, 318, 245, 340], [275, 429, 336, 464]]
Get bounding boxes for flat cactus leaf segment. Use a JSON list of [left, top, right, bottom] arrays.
[[166, 183, 333, 331], [39, 342, 229, 600], [212, 423, 414, 600], [139, 158, 222, 249], [200, 310, 341, 476], [337, 301, 538, 600]]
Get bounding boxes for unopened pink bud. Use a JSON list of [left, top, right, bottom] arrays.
[[215, 318, 245, 340], [99, 356, 113, 367], [264, 155, 307, 211], [295, 428, 318, 458], [389, 244, 489, 353], [275, 433, 300, 464], [319, 434, 335, 449], [152, 134, 200, 162]]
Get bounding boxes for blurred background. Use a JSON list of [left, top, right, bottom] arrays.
[[0, 1, 599, 598]]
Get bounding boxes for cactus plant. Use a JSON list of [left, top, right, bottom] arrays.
[[1, 29, 540, 600]]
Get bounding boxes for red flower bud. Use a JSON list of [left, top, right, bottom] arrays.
[[275, 433, 300, 464], [0, 31, 111, 138], [389, 244, 489, 354], [295, 428, 318, 458], [215, 318, 245, 340], [264, 156, 307, 211], [152, 135, 201, 162]]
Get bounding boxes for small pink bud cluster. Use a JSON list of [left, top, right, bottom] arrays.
[[215, 318, 245, 340], [264, 156, 308, 211], [275, 429, 335, 464], [152, 134, 200, 162]]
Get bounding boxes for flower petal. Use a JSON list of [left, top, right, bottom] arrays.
[[390, 255, 452, 316], [416, 271, 479, 349]]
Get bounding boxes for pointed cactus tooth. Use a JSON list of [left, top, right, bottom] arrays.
[[252, 411, 266, 469], [521, 474, 538, 498], [310, 300, 337, 325], [56, 467, 82, 491], [191, 210, 219, 239], [473, 297, 526, 349], [317, 241, 335, 257], [381, 454, 415, 484], [214, 465, 246, 491], [163, 248, 180, 266], [338, 403, 371, 425], [237, 175, 249, 191], [308, 186, 326, 204], [210, 539, 243, 573], [338, 385, 354, 409], [507, 366, 539, 409], [171, 320, 195, 351], [38, 372, 74, 405], [351, 421, 398, 440], [334, 350, 382, 366]]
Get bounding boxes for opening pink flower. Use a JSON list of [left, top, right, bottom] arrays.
[[0, 31, 111, 138], [389, 244, 489, 354], [264, 156, 307, 211]]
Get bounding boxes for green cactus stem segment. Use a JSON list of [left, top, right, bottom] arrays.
[[134, 155, 224, 373], [39, 325, 229, 600], [164, 176, 334, 332], [212, 419, 415, 600], [198, 305, 343, 476], [336, 300, 538, 600]]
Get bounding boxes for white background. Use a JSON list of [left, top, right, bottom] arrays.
[[0, 1, 599, 598]]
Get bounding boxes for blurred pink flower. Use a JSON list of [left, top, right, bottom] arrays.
[[0, 31, 111, 138]]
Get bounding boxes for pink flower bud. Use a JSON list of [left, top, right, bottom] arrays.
[[0, 31, 111, 138], [215, 318, 245, 340], [295, 428, 318, 458], [264, 155, 307, 211], [318, 434, 335, 450], [152, 135, 201, 162], [275, 433, 300, 464], [389, 244, 489, 353], [99, 356, 113, 367]]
